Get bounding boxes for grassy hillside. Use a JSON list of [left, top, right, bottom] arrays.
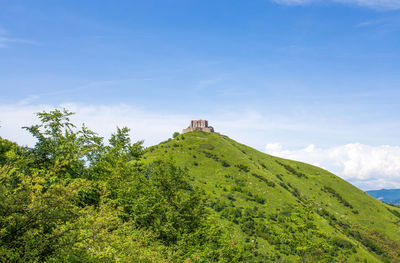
[[145, 131, 400, 262]]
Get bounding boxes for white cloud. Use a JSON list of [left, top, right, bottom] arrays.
[[0, 29, 37, 48], [272, 0, 315, 5], [272, 0, 400, 10], [266, 142, 400, 190], [0, 103, 190, 147], [337, 0, 400, 9], [0, 37, 37, 48], [0, 102, 315, 149], [1, 101, 400, 190]]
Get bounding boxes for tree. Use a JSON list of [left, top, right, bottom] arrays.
[[108, 126, 143, 161], [118, 160, 206, 243], [172, 132, 179, 138], [0, 109, 248, 262], [0, 137, 20, 165], [117, 160, 245, 262], [90, 126, 144, 195], [0, 165, 82, 261], [23, 109, 103, 179]]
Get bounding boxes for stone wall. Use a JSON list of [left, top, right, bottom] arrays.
[[182, 119, 214, 134]]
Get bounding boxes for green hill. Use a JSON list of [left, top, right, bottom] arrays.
[[2, 110, 400, 262], [145, 131, 400, 262]]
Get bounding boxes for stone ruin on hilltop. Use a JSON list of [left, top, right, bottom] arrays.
[[182, 119, 214, 134]]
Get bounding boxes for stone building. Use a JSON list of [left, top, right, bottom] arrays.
[[182, 119, 214, 134]]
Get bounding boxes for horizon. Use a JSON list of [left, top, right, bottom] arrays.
[[1, 0, 400, 190]]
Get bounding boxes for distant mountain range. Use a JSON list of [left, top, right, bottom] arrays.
[[366, 189, 400, 206]]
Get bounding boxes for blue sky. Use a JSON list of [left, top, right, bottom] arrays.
[[1, 0, 400, 190]]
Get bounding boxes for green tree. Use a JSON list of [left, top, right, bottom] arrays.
[[0, 137, 21, 165], [0, 109, 249, 262], [23, 109, 103, 179], [118, 161, 206, 243], [0, 165, 171, 263], [172, 132, 179, 138], [89, 126, 143, 195], [0, 165, 82, 262], [118, 160, 245, 262]]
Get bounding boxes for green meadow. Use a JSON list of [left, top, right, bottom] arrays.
[[145, 131, 400, 262]]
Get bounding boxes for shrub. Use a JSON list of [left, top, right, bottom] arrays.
[[199, 143, 214, 150], [251, 173, 275, 187], [235, 164, 250, 173], [332, 237, 354, 250], [221, 160, 231, 167], [276, 161, 308, 178], [322, 186, 353, 209]]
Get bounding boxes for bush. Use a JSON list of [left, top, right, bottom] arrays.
[[276, 161, 308, 179], [199, 143, 215, 150], [332, 237, 354, 250], [221, 160, 231, 167], [251, 173, 275, 187], [322, 186, 353, 209], [235, 164, 250, 172]]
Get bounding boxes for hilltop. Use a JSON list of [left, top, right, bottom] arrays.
[[145, 131, 400, 262]]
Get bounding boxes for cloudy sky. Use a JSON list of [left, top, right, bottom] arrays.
[[0, 0, 399, 190]]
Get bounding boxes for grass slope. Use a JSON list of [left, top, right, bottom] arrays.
[[145, 131, 400, 262]]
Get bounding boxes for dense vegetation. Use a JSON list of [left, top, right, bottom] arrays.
[[1, 109, 400, 262], [0, 110, 244, 262]]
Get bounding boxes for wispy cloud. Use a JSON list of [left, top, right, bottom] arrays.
[[356, 16, 400, 31], [266, 143, 400, 190], [0, 101, 330, 150], [194, 78, 222, 91], [272, 0, 400, 10], [0, 28, 37, 48], [272, 0, 315, 5], [0, 102, 190, 147], [337, 0, 400, 10], [1, 101, 400, 190], [0, 37, 37, 48]]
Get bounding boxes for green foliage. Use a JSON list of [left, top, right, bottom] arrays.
[[199, 143, 214, 150], [250, 173, 275, 187], [0, 167, 67, 260], [235, 164, 249, 173], [322, 185, 353, 209], [0, 110, 249, 262], [0, 165, 170, 262], [0, 138, 18, 165], [145, 130, 400, 262], [332, 237, 354, 250], [276, 160, 308, 178], [22, 109, 104, 179], [172, 132, 180, 138], [2, 111, 400, 262], [119, 161, 205, 242], [387, 207, 400, 219]]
